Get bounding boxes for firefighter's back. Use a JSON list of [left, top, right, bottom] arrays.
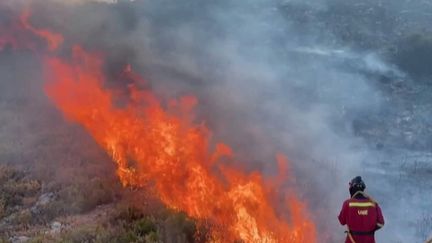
[[345, 198, 378, 243], [338, 176, 385, 243]]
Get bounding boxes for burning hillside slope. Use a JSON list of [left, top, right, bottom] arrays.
[[0, 5, 317, 243], [44, 46, 316, 242]]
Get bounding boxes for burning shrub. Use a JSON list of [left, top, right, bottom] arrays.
[[43, 45, 316, 242]]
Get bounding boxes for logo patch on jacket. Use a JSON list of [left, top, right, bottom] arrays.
[[358, 209, 368, 216]]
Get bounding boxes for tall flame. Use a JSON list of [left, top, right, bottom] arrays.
[[1, 8, 317, 242], [44, 46, 316, 242]]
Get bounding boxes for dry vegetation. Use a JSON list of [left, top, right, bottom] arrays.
[[0, 164, 204, 243]]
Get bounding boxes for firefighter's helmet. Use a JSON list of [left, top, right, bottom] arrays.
[[349, 176, 366, 193]]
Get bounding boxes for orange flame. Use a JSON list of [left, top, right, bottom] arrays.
[[44, 46, 317, 242], [19, 9, 63, 51], [0, 9, 63, 51]]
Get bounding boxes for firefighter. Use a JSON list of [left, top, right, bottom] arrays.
[[338, 176, 385, 243]]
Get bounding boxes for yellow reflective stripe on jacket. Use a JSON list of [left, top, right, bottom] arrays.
[[348, 202, 375, 207]]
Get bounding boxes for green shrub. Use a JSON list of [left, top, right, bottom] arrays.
[[108, 205, 161, 243], [111, 206, 144, 224], [145, 231, 159, 242], [164, 212, 196, 242], [133, 217, 157, 236], [113, 230, 139, 243]]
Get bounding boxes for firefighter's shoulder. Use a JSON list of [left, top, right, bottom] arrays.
[[340, 198, 352, 208], [347, 198, 376, 208]]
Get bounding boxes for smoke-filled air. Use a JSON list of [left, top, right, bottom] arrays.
[[0, 0, 431, 242]]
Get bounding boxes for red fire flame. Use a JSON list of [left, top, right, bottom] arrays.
[[19, 8, 64, 51], [0, 8, 63, 51], [1, 8, 317, 242]]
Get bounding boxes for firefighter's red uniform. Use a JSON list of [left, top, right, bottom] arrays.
[[338, 195, 385, 243]]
